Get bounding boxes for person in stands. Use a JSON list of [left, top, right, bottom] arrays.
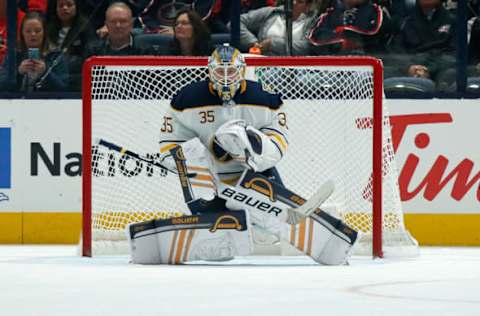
[[0, 11, 68, 92], [46, 0, 95, 90], [166, 9, 213, 55], [138, 0, 216, 34], [208, 0, 276, 33], [308, 0, 392, 56], [239, 0, 315, 55], [391, 0, 456, 90], [86, 2, 144, 56], [87, 0, 150, 38]]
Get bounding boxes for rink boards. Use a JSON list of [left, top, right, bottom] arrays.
[[0, 98, 479, 245]]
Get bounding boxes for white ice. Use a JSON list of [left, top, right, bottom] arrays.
[[1, 246, 479, 316]]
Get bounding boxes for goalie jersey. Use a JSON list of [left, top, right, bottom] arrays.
[[160, 79, 288, 184]]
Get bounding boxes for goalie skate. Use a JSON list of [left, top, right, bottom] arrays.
[[286, 180, 335, 225]]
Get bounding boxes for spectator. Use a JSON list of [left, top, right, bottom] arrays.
[[167, 9, 213, 55], [46, 0, 95, 90], [239, 0, 315, 55], [139, 0, 216, 34], [85, 1, 150, 37], [391, 0, 456, 90], [0, 11, 68, 92], [308, 0, 392, 56], [209, 0, 276, 33], [86, 2, 144, 56]]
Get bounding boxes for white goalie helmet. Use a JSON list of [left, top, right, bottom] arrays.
[[208, 43, 246, 104]]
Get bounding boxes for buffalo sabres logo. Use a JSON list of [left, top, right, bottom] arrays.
[[243, 177, 276, 202], [209, 215, 243, 233]]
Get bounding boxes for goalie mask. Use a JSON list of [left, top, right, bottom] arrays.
[[208, 44, 246, 104]]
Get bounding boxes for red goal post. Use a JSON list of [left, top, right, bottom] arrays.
[[82, 55, 418, 258]]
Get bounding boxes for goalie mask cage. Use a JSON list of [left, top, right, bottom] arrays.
[[82, 56, 418, 258]]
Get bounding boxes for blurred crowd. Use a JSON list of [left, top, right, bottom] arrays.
[[0, 0, 479, 93]]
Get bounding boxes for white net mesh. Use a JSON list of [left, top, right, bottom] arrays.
[[85, 57, 418, 256]]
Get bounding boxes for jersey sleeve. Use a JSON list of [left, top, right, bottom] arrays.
[[240, 104, 288, 173], [260, 103, 289, 160]]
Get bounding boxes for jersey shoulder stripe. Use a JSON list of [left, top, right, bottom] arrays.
[[260, 127, 288, 144], [171, 80, 283, 111], [238, 80, 283, 110], [171, 80, 218, 111]]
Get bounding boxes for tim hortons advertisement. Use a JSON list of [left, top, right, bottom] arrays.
[[387, 100, 479, 214]]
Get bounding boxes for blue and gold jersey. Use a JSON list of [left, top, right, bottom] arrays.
[[160, 79, 288, 184], [171, 80, 283, 111]]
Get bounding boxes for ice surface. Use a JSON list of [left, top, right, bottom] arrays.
[[1, 246, 479, 316]]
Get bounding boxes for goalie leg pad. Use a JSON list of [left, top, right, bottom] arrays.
[[128, 211, 252, 264], [217, 170, 341, 257], [285, 210, 360, 265]]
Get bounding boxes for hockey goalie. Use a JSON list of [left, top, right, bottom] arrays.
[[127, 44, 360, 265]]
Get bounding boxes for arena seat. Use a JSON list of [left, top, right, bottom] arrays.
[[384, 77, 436, 94], [466, 77, 480, 93]]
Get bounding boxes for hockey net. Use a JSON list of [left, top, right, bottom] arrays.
[[82, 56, 418, 257]]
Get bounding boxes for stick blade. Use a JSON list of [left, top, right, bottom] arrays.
[[286, 180, 335, 224], [301, 180, 335, 216]]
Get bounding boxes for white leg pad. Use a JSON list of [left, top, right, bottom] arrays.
[[128, 211, 253, 264], [284, 210, 360, 265]]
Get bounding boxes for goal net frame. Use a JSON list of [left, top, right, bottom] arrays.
[[82, 55, 409, 259]]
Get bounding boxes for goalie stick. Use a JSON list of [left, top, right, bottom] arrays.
[[96, 138, 192, 176], [285, 180, 335, 224]]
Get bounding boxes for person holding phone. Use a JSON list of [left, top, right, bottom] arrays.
[[0, 11, 68, 92], [19, 47, 44, 81]]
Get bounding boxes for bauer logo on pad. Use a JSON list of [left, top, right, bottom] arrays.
[[172, 216, 200, 225]]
